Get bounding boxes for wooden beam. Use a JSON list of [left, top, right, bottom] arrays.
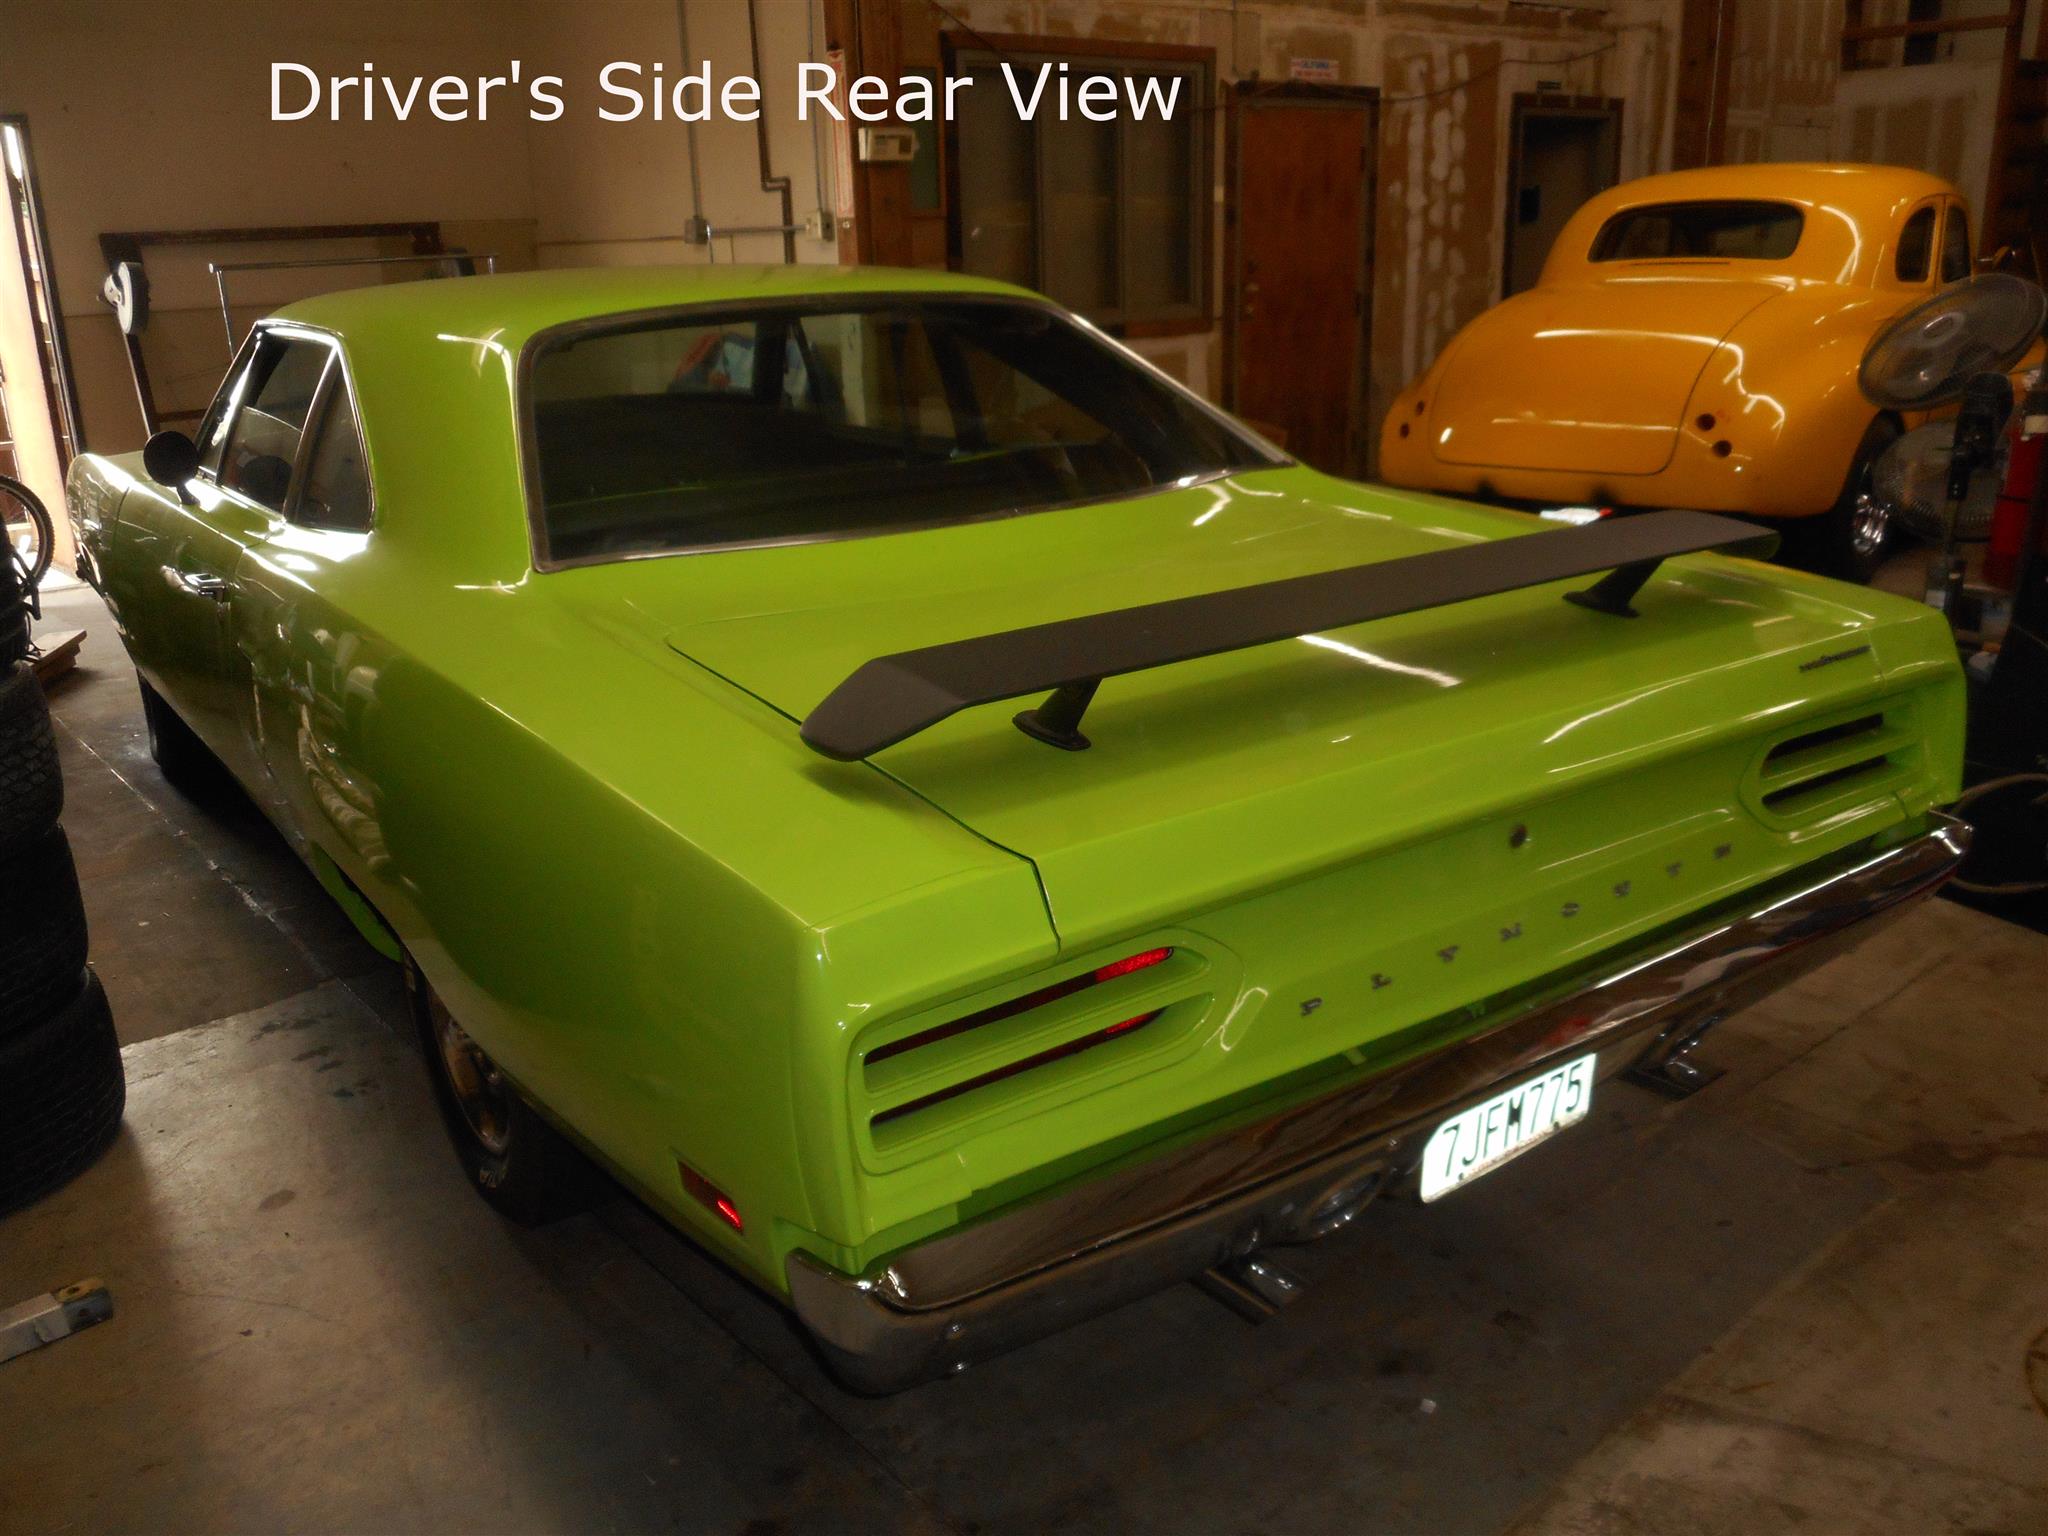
[[1672, 0, 1733, 169], [1841, 12, 2018, 44]]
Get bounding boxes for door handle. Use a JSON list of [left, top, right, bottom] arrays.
[[164, 567, 231, 602]]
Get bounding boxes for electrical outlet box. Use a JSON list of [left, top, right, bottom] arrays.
[[858, 126, 917, 164]]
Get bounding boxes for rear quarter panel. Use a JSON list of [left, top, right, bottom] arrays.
[[222, 537, 1057, 1291], [1680, 285, 1898, 516]]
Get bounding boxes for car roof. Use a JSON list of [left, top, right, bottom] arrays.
[[1542, 163, 1967, 288], [274, 264, 1041, 350], [1578, 162, 1962, 217]]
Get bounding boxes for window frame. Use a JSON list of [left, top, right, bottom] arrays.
[[195, 323, 375, 531], [515, 291, 1285, 573], [1894, 204, 1938, 285], [193, 329, 263, 480], [940, 32, 1213, 337], [288, 355, 376, 532], [1586, 199, 1806, 264], [1938, 202, 1974, 285]]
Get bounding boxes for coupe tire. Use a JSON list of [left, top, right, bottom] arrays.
[[1784, 416, 1901, 584], [138, 672, 226, 794], [412, 968, 595, 1225], [0, 660, 63, 859], [0, 825, 90, 1038], [0, 970, 125, 1217]]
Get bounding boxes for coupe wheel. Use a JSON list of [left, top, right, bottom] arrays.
[[413, 968, 594, 1223], [1785, 417, 1902, 584]]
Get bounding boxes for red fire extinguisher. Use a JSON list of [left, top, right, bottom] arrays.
[[1989, 382, 2048, 589]]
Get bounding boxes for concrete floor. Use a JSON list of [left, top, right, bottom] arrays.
[[4, 582, 2047, 1535]]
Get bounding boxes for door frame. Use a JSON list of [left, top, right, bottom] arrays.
[[1223, 82, 1379, 473], [1502, 93, 1624, 296], [0, 115, 85, 469]]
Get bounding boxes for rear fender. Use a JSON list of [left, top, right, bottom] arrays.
[[1682, 295, 1892, 517]]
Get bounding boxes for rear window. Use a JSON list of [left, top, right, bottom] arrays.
[[1590, 200, 1804, 262], [526, 298, 1269, 564]]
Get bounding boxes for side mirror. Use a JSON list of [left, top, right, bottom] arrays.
[[142, 430, 200, 504]]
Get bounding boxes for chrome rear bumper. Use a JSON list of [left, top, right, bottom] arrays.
[[789, 814, 1969, 1393]]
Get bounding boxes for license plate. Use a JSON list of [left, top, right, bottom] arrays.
[[1418, 1053, 1596, 1202]]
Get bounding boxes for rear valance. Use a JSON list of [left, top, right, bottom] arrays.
[[799, 510, 1777, 761]]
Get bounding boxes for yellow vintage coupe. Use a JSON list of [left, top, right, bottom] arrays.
[[1380, 164, 1981, 580]]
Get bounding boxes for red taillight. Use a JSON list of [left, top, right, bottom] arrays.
[[866, 947, 1175, 1065], [678, 1162, 743, 1232], [871, 1009, 1164, 1127], [1093, 948, 1172, 983]]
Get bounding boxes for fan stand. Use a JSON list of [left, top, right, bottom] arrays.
[[1922, 373, 2018, 632]]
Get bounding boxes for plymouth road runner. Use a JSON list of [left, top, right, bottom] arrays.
[[1380, 164, 1987, 581], [68, 267, 1967, 1391]]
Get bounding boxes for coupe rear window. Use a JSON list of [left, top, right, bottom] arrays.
[[1589, 200, 1804, 262], [526, 298, 1270, 564]]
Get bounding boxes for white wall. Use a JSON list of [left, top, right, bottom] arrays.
[[0, 0, 842, 457], [523, 0, 838, 270]]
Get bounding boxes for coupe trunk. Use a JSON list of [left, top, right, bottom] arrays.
[[1427, 278, 1780, 477]]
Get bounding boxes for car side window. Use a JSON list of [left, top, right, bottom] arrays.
[[294, 373, 372, 532], [220, 335, 329, 512], [194, 340, 261, 476], [1895, 207, 1936, 284], [1940, 208, 1973, 283]]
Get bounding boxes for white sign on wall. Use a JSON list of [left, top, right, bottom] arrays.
[[1289, 58, 1340, 84]]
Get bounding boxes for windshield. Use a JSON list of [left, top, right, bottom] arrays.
[[1589, 200, 1804, 262], [526, 298, 1272, 564]]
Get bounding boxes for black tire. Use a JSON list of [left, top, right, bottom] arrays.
[[0, 552, 28, 668], [0, 660, 63, 858], [0, 825, 89, 1037], [1780, 416, 1902, 584], [411, 967, 594, 1224], [138, 672, 226, 793], [0, 970, 125, 1217]]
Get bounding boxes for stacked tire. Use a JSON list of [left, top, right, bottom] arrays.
[[1, 558, 124, 1216]]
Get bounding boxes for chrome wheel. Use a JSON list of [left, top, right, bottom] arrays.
[[1849, 489, 1891, 560], [430, 996, 513, 1156]]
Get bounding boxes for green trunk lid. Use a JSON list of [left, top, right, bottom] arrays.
[[630, 466, 1918, 949]]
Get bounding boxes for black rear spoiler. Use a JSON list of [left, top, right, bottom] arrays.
[[799, 510, 1777, 761]]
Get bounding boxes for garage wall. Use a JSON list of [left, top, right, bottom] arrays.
[[523, 0, 838, 271], [0, 0, 839, 457], [0, 0, 535, 454], [915, 0, 1683, 454], [1719, 0, 2034, 220]]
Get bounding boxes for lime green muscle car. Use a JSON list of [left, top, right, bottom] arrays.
[[68, 267, 1968, 1392]]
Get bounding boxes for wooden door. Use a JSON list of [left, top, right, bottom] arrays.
[[1505, 98, 1622, 296], [1230, 98, 1373, 474]]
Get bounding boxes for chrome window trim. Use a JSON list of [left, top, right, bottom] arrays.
[[514, 290, 1289, 574]]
